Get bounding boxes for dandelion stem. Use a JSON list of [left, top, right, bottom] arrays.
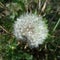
[[53, 18, 60, 32]]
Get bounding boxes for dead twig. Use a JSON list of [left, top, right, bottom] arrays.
[[0, 25, 9, 34], [41, 0, 48, 12], [0, 25, 15, 39], [24, 43, 28, 49], [38, 0, 41, 11]]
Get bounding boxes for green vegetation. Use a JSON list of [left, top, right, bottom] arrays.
[[0, 0, 60, 60]]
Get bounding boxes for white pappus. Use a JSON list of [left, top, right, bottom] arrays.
[[13, 13, 48, 48]]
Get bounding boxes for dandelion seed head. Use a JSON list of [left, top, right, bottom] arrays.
[[13, 13, 48, 48]]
